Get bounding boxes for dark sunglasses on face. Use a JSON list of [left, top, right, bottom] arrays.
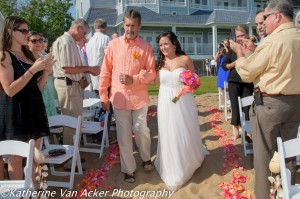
[[263, 12, 281, 21], [14, 28, 30, 35], [29, 38, 44, 44]]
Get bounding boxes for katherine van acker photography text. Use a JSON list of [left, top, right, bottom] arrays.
[[0, 187, 175, 198]]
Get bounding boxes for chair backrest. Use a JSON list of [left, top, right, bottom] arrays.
[[238, 96, 254, 124], [48, 115, 79, 129], [44, 115, 81, 147], [277, 137, 300, 199], [83, 98, 101, 108], [84, 90, 98, 99], [0, 139, 35, 189]]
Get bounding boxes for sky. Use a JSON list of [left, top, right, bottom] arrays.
[[69, 4, 76, 18]]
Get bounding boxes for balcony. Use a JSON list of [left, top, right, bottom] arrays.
[[151, 42, 213, 55], [190, 3, 209, 9], [161, 1, 186, 7], [126, 0, 156, 4], [214, 6, 248, 11]]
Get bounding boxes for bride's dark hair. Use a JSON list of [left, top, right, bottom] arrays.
[[155, 31, 186, 71]]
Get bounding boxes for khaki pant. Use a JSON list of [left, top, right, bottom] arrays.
[[251, 95, 300, 199], [114, 105, 151, 174], [54, 79, 83, 145]]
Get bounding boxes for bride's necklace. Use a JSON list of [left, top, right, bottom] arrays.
[[8, 50, 33, 73]]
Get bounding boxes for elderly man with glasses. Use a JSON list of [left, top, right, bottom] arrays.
[[230, 0, 300, 198], [52, 19, 99, 146]]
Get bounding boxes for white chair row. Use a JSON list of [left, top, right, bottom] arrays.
[[52, 98, 112, 157], [41, 113, 110, 190]]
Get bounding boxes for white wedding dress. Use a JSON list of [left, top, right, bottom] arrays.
[[155, 68, 209, 191]]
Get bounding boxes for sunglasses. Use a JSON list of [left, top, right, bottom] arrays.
[[14, 28, 30, 35], [263, 11, 282, 21], [29, 38, 44, 44]]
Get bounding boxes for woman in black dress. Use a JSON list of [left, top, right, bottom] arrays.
[[0, 16, 54, 181]]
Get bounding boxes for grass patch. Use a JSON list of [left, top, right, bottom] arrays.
[[148, 76, 218, 96]]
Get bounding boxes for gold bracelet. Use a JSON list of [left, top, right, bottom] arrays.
[[27, 70, 34, 76]]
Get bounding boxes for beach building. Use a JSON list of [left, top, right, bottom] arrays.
[[73, 0, 300, 75]]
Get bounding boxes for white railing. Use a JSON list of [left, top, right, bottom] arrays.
[[189, 3, 209, 9], [214, 6, 248, 11], [161, 1, 186, 7], [151, 43, 213, 55], [126, 0, 156, 4]]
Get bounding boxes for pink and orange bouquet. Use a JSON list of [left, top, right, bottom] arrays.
[[172, 70, 200, 103]]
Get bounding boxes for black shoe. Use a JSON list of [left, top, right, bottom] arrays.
[[124, 173, 135, 183]]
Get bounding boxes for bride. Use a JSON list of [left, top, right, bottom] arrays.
[[153, 31, 209, 191]]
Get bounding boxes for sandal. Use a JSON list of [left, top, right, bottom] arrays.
[[143, 160, 154, 171], [124, 173, 135, 183]]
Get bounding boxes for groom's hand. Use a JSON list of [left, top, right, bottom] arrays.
[[119, 73, 133, 85], [101, 102, 110, 111]]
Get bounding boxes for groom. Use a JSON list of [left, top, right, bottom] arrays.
[[99, 9, 156, 183]]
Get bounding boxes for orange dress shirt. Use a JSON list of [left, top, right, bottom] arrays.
[[99, 35, 156, 110]]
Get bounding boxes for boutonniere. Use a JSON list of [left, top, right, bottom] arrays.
[[133, 51, 140, 59]]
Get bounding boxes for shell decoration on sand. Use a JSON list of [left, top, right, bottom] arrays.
[[34, 147, 45, 164]]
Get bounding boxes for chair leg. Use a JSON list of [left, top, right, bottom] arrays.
[[219, 88, 222, 109], [76, 152, 83, 175]]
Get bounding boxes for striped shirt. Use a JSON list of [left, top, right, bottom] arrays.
[[52, 32, 83, 81]]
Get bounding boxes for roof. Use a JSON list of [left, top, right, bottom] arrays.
[[84, 6, 255, 27], [206, 9, 255, 24], [83, 8, 119, 25]]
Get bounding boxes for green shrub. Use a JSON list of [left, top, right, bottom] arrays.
[[148, 76, 218, 95]]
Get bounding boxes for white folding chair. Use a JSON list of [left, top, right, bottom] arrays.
[[80, 98, 114, 157], [238, 96, 254, 156], [41, 115, 82, 190], [224, 82, 232, 121], [80, 112, 110, 158], [0, 139, 35, 199], [277, 137, 300, 199], [82, 98, 100, 121], [218, 88, 225, 109]]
